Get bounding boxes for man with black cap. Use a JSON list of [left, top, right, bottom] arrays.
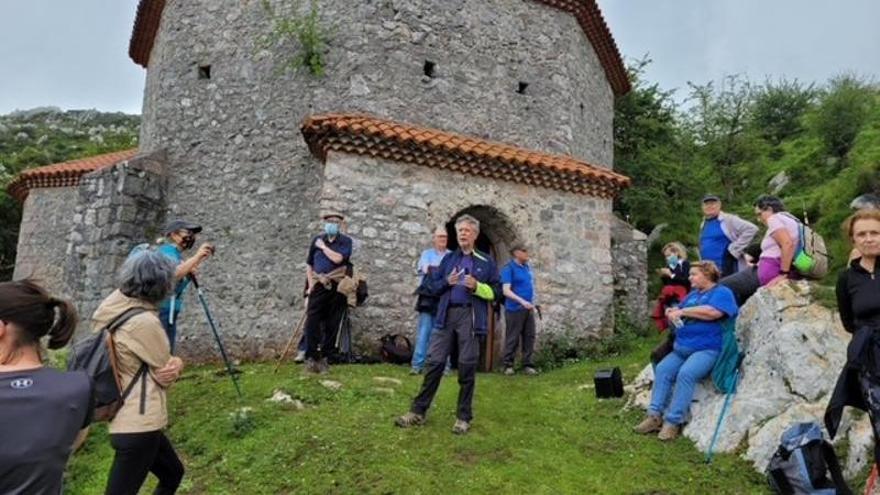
[[698, 195, 758, 277], [302, 212, 353, 373], [156, 219, 214, 350]]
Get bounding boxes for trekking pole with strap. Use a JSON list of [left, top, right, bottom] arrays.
[[705, 361, 743, 464], [274, 310, 307, 373], [189, 274, 243, 400]]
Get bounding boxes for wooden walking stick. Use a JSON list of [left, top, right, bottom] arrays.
[[274, 310, 308, 373]]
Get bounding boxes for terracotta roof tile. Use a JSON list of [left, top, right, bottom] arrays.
[[129, 0, 165, 68], [128, 0, 629, 95], [301, 114, 629, 199], [7, 149, 138, 203]]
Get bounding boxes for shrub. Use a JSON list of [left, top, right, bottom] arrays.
[[813, 75, 875, 158]]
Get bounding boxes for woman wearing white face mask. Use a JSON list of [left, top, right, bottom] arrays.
[[651, 242, 691, 332]]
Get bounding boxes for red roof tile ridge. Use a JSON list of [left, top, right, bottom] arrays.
[[7, 148, 138, 203], [301, 113, 630, 197]]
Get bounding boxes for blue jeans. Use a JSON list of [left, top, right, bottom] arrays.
[[411, 312, 435, 371], [648, 345, 719, 425], [158, 307, 178, 353]]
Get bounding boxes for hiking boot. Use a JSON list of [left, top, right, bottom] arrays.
[[318, 358, 330, 374], [658, 422, 680, 441], [633, 414, 663, 434], [395, 412, 425, 428], [452, 419, 470, 435], [303, 359, 321, 374], [523, 367, 539, 376], [293, 350, 306, 363], [503, 367, 515, 376]]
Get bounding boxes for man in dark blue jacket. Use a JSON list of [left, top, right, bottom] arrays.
[[395, 214, 501, 434]]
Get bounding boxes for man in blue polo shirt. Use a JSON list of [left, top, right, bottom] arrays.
[[155, 219, 214, 351], [501, 244, 538, 376], [699, 195, 758, 277], [302, 212, 353, 374]]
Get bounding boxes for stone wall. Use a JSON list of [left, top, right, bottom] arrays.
[[13, 187, 79, 298], [65, 152, 167, 337], [136, 0, 617, 359], [611, 215, 649, 321], [320, 152, 615, 351]]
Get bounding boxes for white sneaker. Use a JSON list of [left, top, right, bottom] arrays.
[[293, 350, 306, 363]]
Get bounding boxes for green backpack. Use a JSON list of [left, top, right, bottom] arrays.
[[711, 318, 743, 394]]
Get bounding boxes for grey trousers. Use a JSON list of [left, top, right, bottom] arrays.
[[411, 307, 479, 422], [502, 309, 536, 368]]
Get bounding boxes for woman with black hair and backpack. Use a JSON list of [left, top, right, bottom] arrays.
[[0, 279, 90, 494], [95, 250, 186, 495]]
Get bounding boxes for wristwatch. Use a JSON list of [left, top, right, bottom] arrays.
[[780, 270, 790, 275]]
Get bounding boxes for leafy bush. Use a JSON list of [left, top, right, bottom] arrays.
[[533, 306, 651, 370], [751, 78, 816, 145], [812, 74, 875, 158]]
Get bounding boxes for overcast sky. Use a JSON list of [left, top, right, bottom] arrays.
[[0, 0, 877, 115], [598, 0, 880, 101]]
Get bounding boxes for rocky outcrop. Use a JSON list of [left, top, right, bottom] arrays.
[[628, 282, 873, 477]]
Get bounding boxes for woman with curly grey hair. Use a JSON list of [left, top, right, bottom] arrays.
[[95, 250, 186, 495]]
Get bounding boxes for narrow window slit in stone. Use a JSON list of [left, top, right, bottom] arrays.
[[198, 65, 212, 80], [423, 61, 436, 78], [517, 82, 529, 94]]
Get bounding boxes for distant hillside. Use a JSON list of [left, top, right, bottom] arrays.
[[0, 108, 140, 279]]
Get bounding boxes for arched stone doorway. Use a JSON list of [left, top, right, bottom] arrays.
[[446, 205, 519, 371]]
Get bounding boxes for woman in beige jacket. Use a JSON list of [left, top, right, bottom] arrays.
[[95, 250, 185, 495]]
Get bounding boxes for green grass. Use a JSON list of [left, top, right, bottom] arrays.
[[65, 337, 770, 494]]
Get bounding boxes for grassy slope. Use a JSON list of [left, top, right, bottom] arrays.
[[65, 337, 768, 495]]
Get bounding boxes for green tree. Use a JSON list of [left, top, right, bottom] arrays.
[[751, 78, 816, 145], [813, 74, 875, 158], [683, 75, 761, 201]]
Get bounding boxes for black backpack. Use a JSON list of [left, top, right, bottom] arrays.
[[378, 334, 413, 364], [67, 308, 149, 422]]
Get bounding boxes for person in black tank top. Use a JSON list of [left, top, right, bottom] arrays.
[[0, 280, 92, 495]]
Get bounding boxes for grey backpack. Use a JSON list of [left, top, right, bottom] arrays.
[[766, 422, 850, 495]]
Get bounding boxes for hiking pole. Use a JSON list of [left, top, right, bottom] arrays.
[[189, 274, 243, 400], [705, 366, 740, 464], [274, 310, 307, 373]]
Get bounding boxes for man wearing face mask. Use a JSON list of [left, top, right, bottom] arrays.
[[156, 219, 214, 350], [302, 212, 353, 374]]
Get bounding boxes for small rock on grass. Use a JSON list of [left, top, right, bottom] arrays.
[[320, 380, 343, 391], [577, 384, 595, 391], [373, 376, 403, 386], [266, 389, 306, 410], [372, 387, 395, 395]]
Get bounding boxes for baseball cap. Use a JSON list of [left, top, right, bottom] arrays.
[[322, 211, 345, 221], [163, 219, 203, 235], [702, 194, 721, 203]]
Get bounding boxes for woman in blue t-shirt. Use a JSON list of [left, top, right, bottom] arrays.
[[634, 261, 738, 441]]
